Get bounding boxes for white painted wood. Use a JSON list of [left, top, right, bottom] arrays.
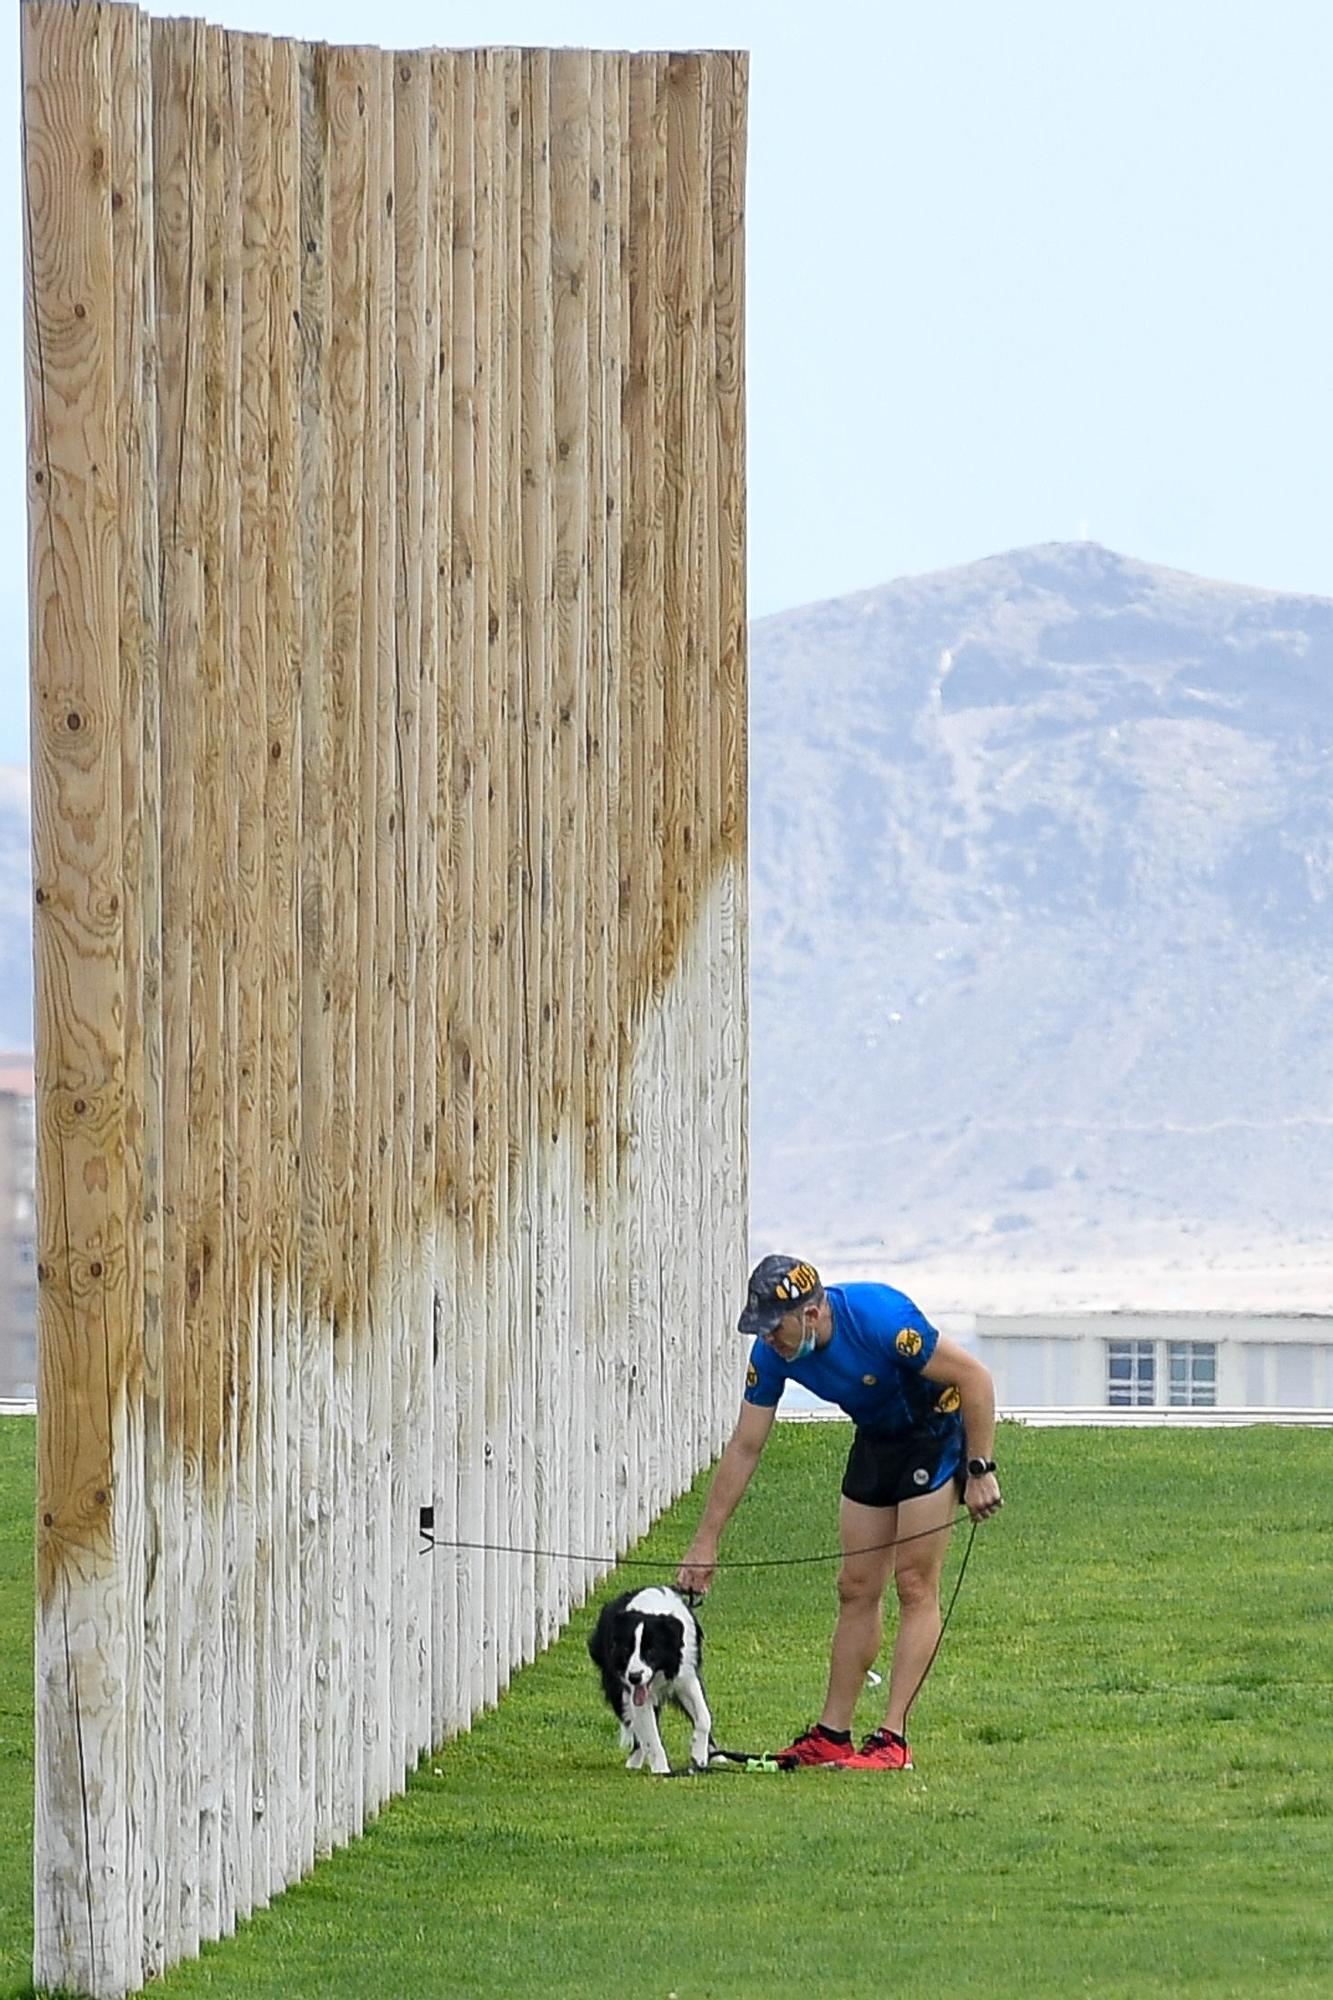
[[262, 26, 301, 1904], [321, 39, 366, 1861], [428, 46, 456, 1748]]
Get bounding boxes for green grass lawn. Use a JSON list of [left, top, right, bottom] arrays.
[[3, 1416, 1332, 1998]]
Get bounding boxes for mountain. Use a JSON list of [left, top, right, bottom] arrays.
[[747, 542, 1333, 1308], [3, 546, 1331, 1310]]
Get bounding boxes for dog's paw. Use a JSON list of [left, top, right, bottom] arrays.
[[625, 1747, 646, 1771]]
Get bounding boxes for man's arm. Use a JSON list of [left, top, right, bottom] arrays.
[[676, 1399, 777, 1596], [921, 1333, 1003, 1521]]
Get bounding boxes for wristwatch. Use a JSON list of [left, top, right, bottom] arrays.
[[966, 1458, 997, 1478]]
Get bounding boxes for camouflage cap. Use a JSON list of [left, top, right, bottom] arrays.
[[737, 1255, 823, 1336]]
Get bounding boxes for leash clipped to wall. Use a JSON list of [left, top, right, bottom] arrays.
[[416, 1508, 974, 1568]]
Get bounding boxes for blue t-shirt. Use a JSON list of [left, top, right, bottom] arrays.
[[743, 1282, 963, 1440]]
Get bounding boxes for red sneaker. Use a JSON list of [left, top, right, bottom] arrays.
[[841, 1728, 913, 1771], [774, 1725, 854, 1769]]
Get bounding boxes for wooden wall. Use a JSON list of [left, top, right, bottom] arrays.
[[22, 5, 747, 1993]]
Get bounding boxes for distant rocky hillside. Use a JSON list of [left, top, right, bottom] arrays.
[[747, 543, 1333, 1294], [3, 546, 1331, 1304]]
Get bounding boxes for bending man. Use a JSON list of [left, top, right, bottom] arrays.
[[677, 1255, 1003, 1770]]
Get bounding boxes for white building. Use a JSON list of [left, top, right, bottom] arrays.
[[971, 1309, 1333, 1413]]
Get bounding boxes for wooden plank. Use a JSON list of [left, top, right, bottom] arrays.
[[676, 54, 704, 1480], [296, 35, 333, 1875], [549, 46, 591, 1635], [118, 3, 167, 1973], [212, 28, 247, 1937], [323, 38, 369, 1851], [447, 49, 482, 1722], [263, 32, 302, 1896], [608, 47, 636, 1552], [105, 3, 151, 1979], [236, 27, 274, 1914], [492, 40, 517, 1703], [149, 12, 206, 1963], [519, 47, 556, 1644], [619, 56, 654, 1545], [483, 50, 513, 1666], [627, 55, 668, 1533], [25, 3, 136, 1989], [582, 51, 610, 1585], [472, 47, 501, 1713], [189, 26, 230, 1939], [709, 54, 750, 1451], [428, 45, 456, 1746], [590, 50, 623, 1573], [366, 45, 396, 1807], [500, 45, 536, 1670], [516, 47, 548, 1656], [698, 56, 724, 1464], [407, 39, 441, 1752], [663, 53, 703, 1502], [391, 42, 430, 1771]]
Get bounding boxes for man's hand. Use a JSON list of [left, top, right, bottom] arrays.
[[676, 1546, 717, 1598], [964, 1471, 1002, 1522], [674, 1404, 774, 1600]]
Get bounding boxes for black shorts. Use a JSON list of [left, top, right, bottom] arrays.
[[841, 1425, 965, 1509]]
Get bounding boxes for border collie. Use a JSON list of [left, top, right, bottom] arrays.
[[587, 1585, 712, 1775]]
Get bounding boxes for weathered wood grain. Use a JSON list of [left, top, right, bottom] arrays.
[[26, 3, 135, 1989], [296, 33, 333, 1877], [366, 46, 396, 1811], [235, 29, 273, 1921], [264, 32, 302, 1899], [391, 41, 431, 1774], [26, 16, 747, 1989]]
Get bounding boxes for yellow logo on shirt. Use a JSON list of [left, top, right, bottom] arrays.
[[895, 1327, 923, 1358], [862, 1374, 877, 1387], [935, 1384, 961, 1414], [746, 1362, 758, 1389]]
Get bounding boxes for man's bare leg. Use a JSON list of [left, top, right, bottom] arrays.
[[883, 1479, 958, 1737], [819, 1497, 898, 1733]]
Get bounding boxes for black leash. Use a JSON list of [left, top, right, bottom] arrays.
[[906, 1511, 979, 1723], [421, 1511, 987, 1773], [420, 1504, 980, 1776], [418, 1510, 973, 1567]]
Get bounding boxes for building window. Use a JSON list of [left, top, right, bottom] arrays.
[[1106, 1340, 1155, 1406], [1167, 1341, 1216, 1407]]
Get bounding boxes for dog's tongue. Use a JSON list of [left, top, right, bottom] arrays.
[[632, 1684, 650, 1708]]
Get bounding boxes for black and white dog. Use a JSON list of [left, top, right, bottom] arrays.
[[588, 1585, 712, 1775]]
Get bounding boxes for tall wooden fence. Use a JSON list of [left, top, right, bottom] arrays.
[[22, 4, 747, 1992]]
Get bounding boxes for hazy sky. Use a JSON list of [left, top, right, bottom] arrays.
[[3, 0, 1331, 760]]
